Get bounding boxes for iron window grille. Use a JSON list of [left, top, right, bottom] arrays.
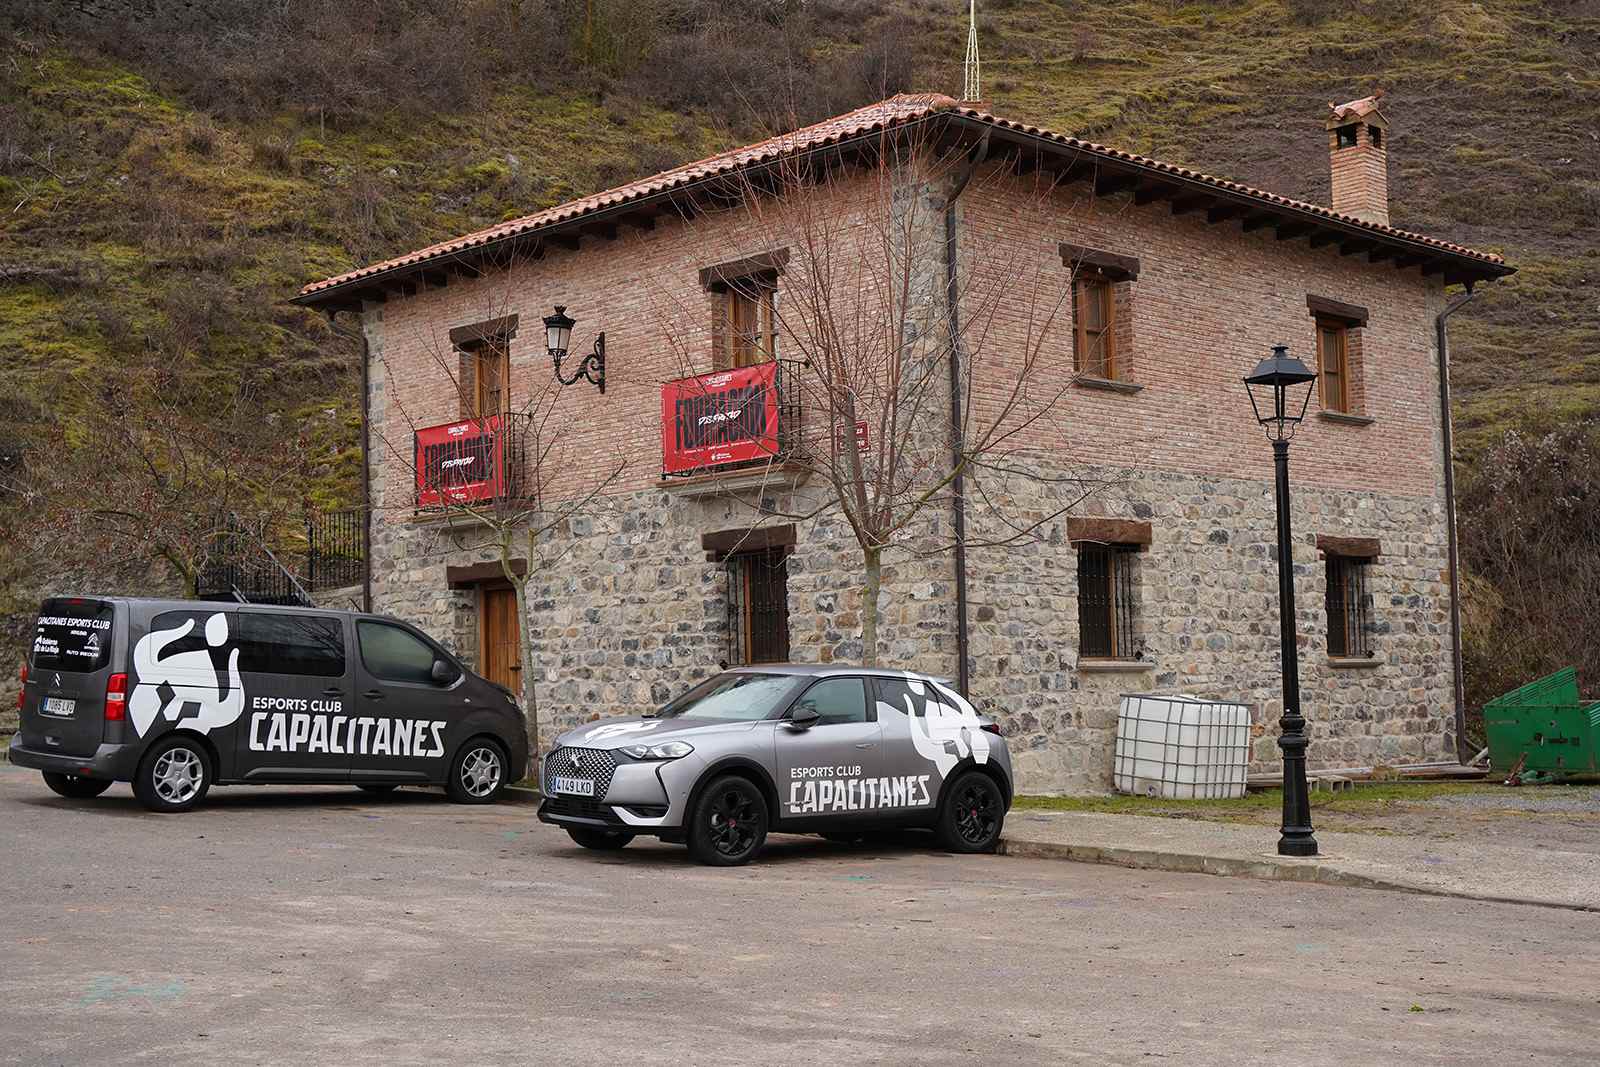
[[726, 547, 790, 665], [1078, 543, 1138, 659], [1325, 555, 1372, 657]]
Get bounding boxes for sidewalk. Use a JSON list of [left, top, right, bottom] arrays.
[[999, 809, 1600, 912]]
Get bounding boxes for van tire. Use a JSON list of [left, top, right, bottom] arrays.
[[447, 738, 508, 804], [935, 771, 1004, 853], [42, 772, 113, 800], [566, 827, 634, 851], [133, 736, 213, 814]]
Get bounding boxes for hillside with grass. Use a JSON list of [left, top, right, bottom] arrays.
[[2, 0, 1596, 732]]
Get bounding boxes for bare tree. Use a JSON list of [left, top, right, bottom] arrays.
[[8, 353, 312, 596], [654, 126, 1117, 669], [363, 250, 629, 776]]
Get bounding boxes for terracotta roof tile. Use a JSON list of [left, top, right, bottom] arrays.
[[1328, 91, 1388, 125], [299, 91, 1504, 300]]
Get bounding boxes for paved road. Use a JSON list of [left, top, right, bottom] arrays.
[[1, 766, 1596, 1066]]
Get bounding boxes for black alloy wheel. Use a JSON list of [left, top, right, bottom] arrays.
[[937, 771, 1004, 853], [689, 775, 769, 866]]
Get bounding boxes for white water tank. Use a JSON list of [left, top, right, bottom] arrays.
[[1113, 694, 1253, 800]]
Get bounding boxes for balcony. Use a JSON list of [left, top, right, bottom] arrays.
[[413, 413, 527, 510], [660, 360, 804, 482]]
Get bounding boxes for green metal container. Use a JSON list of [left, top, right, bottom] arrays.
[[1482, 668, 1600, 783]]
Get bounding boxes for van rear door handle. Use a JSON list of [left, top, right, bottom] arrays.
[[322, 687, 342, 697], [363, 689, 385, 700], [854, 742, 875, 749]]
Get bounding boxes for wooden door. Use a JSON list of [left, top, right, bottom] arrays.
[[480, 586, 521, 694]]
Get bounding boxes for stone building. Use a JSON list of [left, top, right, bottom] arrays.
[[295, 93, 1512, 793]]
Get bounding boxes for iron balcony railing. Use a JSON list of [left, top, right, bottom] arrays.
[[660, 359, 804, 478], [413, 413, 528, 510]]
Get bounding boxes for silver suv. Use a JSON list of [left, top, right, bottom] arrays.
[[537, 666, 1013, 865]]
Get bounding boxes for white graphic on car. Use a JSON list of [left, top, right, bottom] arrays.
[[879, 675, 991, 779], [580, 720, 663, 743], [128, 613, 246, 738]]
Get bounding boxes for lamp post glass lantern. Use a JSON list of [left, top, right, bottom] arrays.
[[544, 304, 605, 394], [1243, 344, 1319, 857]]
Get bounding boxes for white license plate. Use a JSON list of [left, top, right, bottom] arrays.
[[42, 697, 75, 718], [550, 775, 595, 797]]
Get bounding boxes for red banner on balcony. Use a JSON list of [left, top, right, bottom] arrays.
[[415, 415, 505, 507], [661, 363, 780, 475]]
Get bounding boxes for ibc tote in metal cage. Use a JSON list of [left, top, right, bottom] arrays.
[[1113, 694, 1253, 800]]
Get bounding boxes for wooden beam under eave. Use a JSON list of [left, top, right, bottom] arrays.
[[1339, 240, 1376, 256], [421, 270, 448, 289], [1368, 246, 1396, 264], [1308, 230, 1340, 249], [1240, 214, 1274, 233], [582, 223, 620, 242], [1206, 203, 1244, 224], [1094, 172, 1140, 197], [1275, 222, 1313, 241], [1421, 260, 1448, 277], [621, 212, 656, 233], [1394, 254, 1428, 270], [548, 234, 581, 252], [1171, 194, 1212, 216], [1133, 183, 1176, 206]]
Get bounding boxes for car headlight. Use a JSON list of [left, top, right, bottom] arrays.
[[621, 740, 694, 761]]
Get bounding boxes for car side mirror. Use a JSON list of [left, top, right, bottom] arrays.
[[788, 704, 821, 730], [431, 658, 459, 685]]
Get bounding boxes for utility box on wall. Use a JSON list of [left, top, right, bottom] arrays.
[[1113, 694, 1253, 800]]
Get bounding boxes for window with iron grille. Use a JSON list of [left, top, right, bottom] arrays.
[[1325, 555, 1372, 657], [726, 547, 790, 665], [1077, 543, 1138, 659]]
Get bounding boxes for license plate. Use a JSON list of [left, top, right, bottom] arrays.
[[42, 697, 75, 718], [550, 775, 595, 797]]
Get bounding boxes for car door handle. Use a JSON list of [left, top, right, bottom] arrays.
[[322, 687, 342, 697], [364, 689, 385, 700], [854, 742, 875, 749]]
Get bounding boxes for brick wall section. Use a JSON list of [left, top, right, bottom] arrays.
[[359, 156, 1456, 792], [1329, 126, 1389, 226]]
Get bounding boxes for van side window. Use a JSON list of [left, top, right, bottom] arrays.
[[358, 621, 442, 685], [237, 614, 345, 678], [149, 610, 219, 660], [792, 678, 868, 725], [873, 677, 941, 718]]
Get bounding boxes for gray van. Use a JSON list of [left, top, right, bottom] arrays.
[[11, 597, 529, 812]]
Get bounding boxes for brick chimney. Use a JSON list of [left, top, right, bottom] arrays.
[[1326, 91, 1389, 226]]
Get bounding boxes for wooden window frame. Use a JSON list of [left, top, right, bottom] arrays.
[[1073, 272, 1117, 380], [720, 275, 779, 370], [1324, 554, 1373, 658], [1075, 542, 1140, 660], [725, 546, 790, 665], [450, 315, 518, 421], [1315, 317, 1350, 414]]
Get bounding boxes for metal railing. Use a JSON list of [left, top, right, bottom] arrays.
[[661, 359, 805, 478], [306, 507, 365, 591], [413, 413, 528, 510]]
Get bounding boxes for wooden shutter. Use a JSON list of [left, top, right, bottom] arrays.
[[479, 586, 521, 693], [1317, 322, 1348, 413], [1074, 276, 1116, 379]]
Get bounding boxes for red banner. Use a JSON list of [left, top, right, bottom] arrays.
[[661, 363, 781, 475], [415, 415, 506, 507]]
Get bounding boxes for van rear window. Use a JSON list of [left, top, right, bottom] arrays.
[[32, 599, 114, 672]]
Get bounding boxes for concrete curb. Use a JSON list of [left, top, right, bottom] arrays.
[[503, 785, 543, 806], [995, 836, 1598, 913]]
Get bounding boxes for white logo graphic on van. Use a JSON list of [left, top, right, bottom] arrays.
[[128, 613, 246, 738]]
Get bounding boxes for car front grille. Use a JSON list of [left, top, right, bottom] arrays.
[[541, 795, 626, 824], [543, 746, 618, 799]]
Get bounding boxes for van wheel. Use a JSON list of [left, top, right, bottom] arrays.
[[566, 827, 634, 851], [688, 775, 768, 866], [936, 771, 1004, 853], [133, 736, 213, 814], [42, 772, 113, 800], [447, 739, 507, 804]]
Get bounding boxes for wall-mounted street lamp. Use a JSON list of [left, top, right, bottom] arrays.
[[544, 305, 605, 394], [1244, 343, 1319, 858]]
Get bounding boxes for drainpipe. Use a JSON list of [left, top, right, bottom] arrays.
[[943, 131, 990, 698], [1436, 285, 1474, 763], [326, 309, 374, 614]]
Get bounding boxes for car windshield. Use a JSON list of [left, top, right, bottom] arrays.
[[656, 673, 799, 722]]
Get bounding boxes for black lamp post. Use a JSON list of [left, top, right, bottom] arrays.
[[1244, 344, 1320, 858], [544, 305, 605, 393]]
